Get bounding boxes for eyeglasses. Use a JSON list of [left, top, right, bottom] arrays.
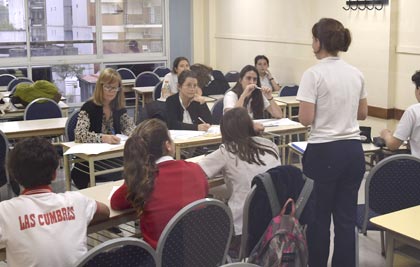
[[103, 84, 121, 92]]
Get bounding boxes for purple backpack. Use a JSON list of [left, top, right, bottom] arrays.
[[248, 198, 308, 267]]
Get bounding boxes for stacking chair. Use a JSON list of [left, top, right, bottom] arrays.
[[24, 98, 62, 120], [74, 237, 157, 267], [153, 66, 171, 77], [116, 68, 136, 80], [239, 165, 314, 261], [152, 80, 163, 100], [211, 98, 224, 124], [0, 130, 19, 199], [156, 198, 233, 267], [135, 71, 161, 87], [279, 84, 299, 96], [356, 154, 420, 256], [65, 109, 80, 142], [0, 74, 16, 87], [224, 71, 240, 83], [7, 77, 34, 92]]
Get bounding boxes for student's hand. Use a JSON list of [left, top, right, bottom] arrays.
[[261, 86, 273, 100], [193, 94, 206, 105], [253, 122, 265, 135], [102, 134, 121, 144], [380, 129, 392, 139], [198, 123, 211, 131], [243, 84, 256, 98], [265, 70, 273, 80]]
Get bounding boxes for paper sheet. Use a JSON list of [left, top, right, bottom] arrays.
[[63, 142, 124, 155], [254, 118, 299, 127], [169, 130, 206, 140], [291, 141, 308, 153]]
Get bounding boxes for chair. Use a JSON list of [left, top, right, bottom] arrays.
[[74, 237, 157, 267], [279, 84, 299, 96], [135, 71, 161, 87], [239, 165, 314, 260], [156, 198, 233, 267], [65, 109, 80, 142], [356, 154, 420, 256], [211, 97, 224, 124], [0, 74, 16, 87], [212, 70, 227, 81], [153, 66, 171, 77], [224, 71, 240, 83], [116, 68, 136, 80], [0, 130, 19, 199], [7, 77, 34, 92], [152, 80, 163, 100], [24, 98, 62, 120]]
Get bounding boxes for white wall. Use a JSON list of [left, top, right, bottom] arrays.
[[193, 0, 420, 111]]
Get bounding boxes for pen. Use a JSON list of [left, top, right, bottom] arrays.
[[255, 86, 262, 90], [198, 117, 207, 124]]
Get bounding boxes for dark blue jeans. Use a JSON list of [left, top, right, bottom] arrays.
[[303, 140, 365, 267]]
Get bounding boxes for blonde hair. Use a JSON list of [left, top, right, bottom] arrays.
[[92, 68, 126, 109]]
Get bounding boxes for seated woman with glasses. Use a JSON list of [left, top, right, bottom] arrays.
[[224, 65, 282, 119], [165, 70, 212, 131], [72, 68, 136, 188]]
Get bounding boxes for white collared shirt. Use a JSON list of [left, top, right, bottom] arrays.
[[155, 155, 174, 164], [179, 95, 193, 124]]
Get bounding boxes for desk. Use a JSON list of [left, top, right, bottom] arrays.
[[274, 96, 299, 119], [173, 123, 308, 160], [132, 86, 155, 122], [0, 117, 67, 139], [62, 142, 125, 190], [370, 205, 420, 267]]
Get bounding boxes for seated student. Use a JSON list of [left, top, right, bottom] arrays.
[[198, 107, 281, 254], [380, 70, 420, 157], [162, 56, 190, 98], [72, 68, 136, 189], [110, 119, 208, 249], [190, 63, 212, 103], [224, 65, 283, 119], [166, 70, 212, 131], [254, 55, 281, 92], [0, 137, 110, 267]]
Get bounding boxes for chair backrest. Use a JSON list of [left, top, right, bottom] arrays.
[[7, 77, 34, 91], [279, 84, 299, 96], [0, 130, 9, 189], [156, 198, 233, 267], [0, 74, 16, 87], [117, 68, 136, 80], [135, 71, 161, 87], [224, 71, 240, 83], [211, 98, 224, 124], [212, 70, 227, 81], [153, 66, 171, 77], [363, 154, 420, 222], [74, 237, 157, 267], [65, 109, 80, 142], [24, 98, 62, 120], [152, 80, 163, 100]]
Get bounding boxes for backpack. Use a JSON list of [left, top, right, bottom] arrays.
[[248, 198, 308, 267], [10, 80, 61, 109]]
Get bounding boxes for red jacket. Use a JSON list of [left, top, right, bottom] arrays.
[[110, 160, 208, 249]]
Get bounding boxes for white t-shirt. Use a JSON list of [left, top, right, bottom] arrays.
[[223, 90, 270, 118], [162, 72, 178, 95], [296, 57, 367, 143], [198, 137, 281, 235], [393, 103, 420, 158], [260, 75, 278, 90], [0, 190, 97, 267]]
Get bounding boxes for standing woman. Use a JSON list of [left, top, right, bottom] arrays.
[[162, 56, 190, 97], [224, 65, 282, 119], [297, 18, 368, 267], [166, 70, 212, 131], [110, 119, 208, 249], [72, 68, 136, 188]]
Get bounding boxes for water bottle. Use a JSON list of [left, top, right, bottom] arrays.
[[162, 80, 170, 99]]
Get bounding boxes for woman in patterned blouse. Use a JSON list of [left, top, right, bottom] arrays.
[[75, 68, 135, 143], [72, 68, 135, 189]]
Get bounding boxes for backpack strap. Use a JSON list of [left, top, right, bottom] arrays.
[[258, 172, 281, 218], [295, 174, 314, 219]]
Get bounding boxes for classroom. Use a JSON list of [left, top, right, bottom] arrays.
[[0, 0, 419, 266]]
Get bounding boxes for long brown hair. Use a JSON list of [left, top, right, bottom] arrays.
[[221, 107, 278, 165], [312, 18, 352, 56], [123, 119, 171, 215], [231, 65, 264, 119]]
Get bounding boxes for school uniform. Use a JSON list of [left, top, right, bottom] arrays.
[[393, 103, 420, 157], [297, 56, 367, 267]]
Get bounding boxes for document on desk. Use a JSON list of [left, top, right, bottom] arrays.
[[254, 118, 299, 127], [290, 141, 308, 154], [169, 130, 206, 140], [63, 142, 125, 155]]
